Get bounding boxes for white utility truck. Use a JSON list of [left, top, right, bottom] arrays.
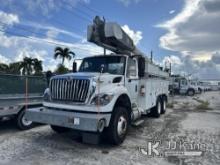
[[26, 16, 169, 145], [169, 75, 200, 96]]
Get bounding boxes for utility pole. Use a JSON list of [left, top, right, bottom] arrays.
[[169, 56, 172, 76], [104, 48, 106, 55], [150, 50, 153, 62]]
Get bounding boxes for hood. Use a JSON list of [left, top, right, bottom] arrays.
[[52, 72, 124, 85]]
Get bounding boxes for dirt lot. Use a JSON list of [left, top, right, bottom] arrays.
[[0, 91, 220, 165]]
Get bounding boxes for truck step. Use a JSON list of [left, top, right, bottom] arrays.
[[132, 119, 144, 127]]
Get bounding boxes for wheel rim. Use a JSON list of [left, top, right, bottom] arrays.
[[158, 102, 161, 114], [163, 100, 166, 111], [21, 116, 32, 126], [117, 116, 127, 137], [189, 91, 193, 95]]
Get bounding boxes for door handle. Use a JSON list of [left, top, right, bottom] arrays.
[[135, 85, 137, 92]]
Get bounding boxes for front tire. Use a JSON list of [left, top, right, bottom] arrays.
[[106, 107, 129, 145], [187, 89, 195, 96], [161, 97, 167, 114], [16, 110, 34, 130], [50, 125, 70, 133], [198, 88, 202, 94]]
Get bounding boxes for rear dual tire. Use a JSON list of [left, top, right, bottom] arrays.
[[151, 99, 162, 118], [161, 98, 167, 114], [151, 97, 167, 117]]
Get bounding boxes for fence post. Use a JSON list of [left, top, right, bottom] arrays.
[[25, 77, 28, 110]]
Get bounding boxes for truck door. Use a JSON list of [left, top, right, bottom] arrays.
[[125, 57, 139, 104], [179, 78, 188, 94]]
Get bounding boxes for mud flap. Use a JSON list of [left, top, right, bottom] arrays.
[[82, 132, 101, 145]]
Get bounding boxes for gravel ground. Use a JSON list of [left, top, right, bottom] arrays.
[[0, 91, 220, 165]]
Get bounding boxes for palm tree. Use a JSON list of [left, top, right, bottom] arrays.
[[19, 57, 34, 75], [8, 62, 21, 75], [33, 58, 43, 75], [0, 63, 9, 73], [54, 47, 75, 65]]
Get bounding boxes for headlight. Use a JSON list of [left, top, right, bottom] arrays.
[[43, 88, 50, 101], [90, 93, 114, 106]]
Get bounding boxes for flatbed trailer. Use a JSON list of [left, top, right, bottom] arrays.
[[0, 74, 46, 130], [0, 94, 43, 130]]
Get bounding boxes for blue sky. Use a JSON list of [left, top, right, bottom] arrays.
[[0, 0, 220, 79]]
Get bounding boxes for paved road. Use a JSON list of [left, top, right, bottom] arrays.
[[0, 92, 219, 165]]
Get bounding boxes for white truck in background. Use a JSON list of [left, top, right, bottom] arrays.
[[26, 16, 169, 145], [190, 80, 204, 93], [169, 75, 200, 96]]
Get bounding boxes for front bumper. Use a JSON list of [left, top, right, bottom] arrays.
[[25, 107, 111, 132]]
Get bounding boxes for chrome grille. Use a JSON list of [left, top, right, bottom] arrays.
[[50, 78, 90, 102]]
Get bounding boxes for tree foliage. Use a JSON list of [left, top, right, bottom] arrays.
[[0, 57, 43, 75], [54, 47, 75, 65], [55, 64, 69, 74]]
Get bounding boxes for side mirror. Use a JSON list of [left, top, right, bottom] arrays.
[[138, 56, 145, 78], [128, 66, 137, 77], [72, 61, 77, 73]]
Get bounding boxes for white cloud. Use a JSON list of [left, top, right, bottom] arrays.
[[169, 10, 175, 14], [15, 47, 48, 62], [0, 10, 19, 26], [46, 29, 59, 39], [212, 52, 220, 64], [158, 0, 200, 30], [163, 55, 183, 66], [0, 54, 11, 64], [0, 32, 19, 47], [157, 0, 220, 79], [162, 54, 220, 79], [23, 21, 83, 40], [0, 17, 103, 72], [158, 0, 220, 55], [0, 11, 20, 47], [118, 0, 142, 6], [1, 0, 90, 17], [122, 25, 143, 45]]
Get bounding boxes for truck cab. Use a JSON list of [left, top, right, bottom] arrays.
[[169, 75, 201, 96]]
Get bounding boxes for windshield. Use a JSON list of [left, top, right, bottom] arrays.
[[79, 56, 126, 75]]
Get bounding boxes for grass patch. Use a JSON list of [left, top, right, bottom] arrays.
[[167, 100, 178, 108], [195, 100, 212, 110], [193, 97, 205, 104], [181, 102, 190, 109], [167, 103, 174, 108]]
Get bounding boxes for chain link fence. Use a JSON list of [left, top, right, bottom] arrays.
[[0, 74, 47, 96]]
